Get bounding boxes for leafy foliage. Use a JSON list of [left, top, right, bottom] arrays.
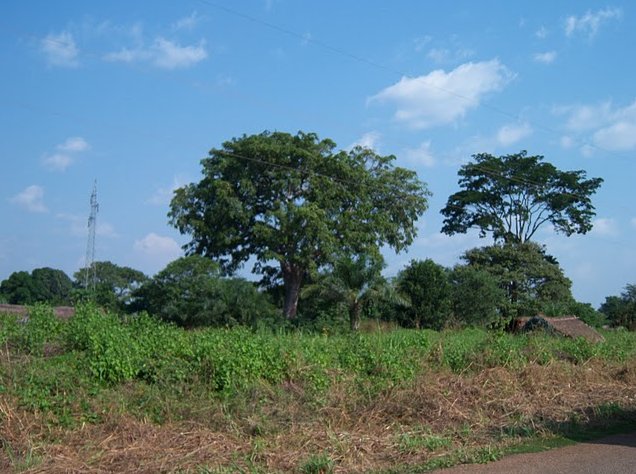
[[0, 268, 73, 305], [441, 151, 603, 244], [73, 261, 148, 311], [599, 284, 636, 330], [132, 255, 278, 328], [461, 242, 573, 320], [397, 259, 451, 330], [169, 130, 430, 319], [449, 266, 506, 327], [302, 254, 394, 331]]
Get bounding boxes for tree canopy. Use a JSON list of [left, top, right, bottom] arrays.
[[0, 268, 73, 305], [73, 261, 147, 310], [441, 151, 603, 244], [599, 284, 636, 330], [132, 255, 277, 328], [396, 259, 451, 330], [169, 130, 430, 319], [461, 242, 573, 320]]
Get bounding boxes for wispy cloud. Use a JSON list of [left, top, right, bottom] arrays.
[[41, 31, 79, 67], [56, 213, 118, 238], [555, 99, 636, 153], [496, 122, 533, 146], [133, 233, 182, 274], [58, 136, 90, 152], [369, 59, 513, 129], [147, 176, 189, 206], [404, 141, 436, 167], [172, 11, 201, 31], [565, 7, 622, 39], [533, 51, 557, 64], [105, 37, 207, 69], [42, 136, 90, 171], [591, 218, 619, 237], [348, 131, 382, 151], [10, 185, 48, 213], [535, 26, 549, 39]]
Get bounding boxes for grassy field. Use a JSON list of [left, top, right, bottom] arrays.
[[1, 304, 635, 473]]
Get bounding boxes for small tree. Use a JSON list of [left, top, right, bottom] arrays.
[[73, 261, 147, 311], [441, 151, 603, 244], [461, 242, 572, 320], [599, 284, 636, 330], [169, 131, 430, 320], [303, 254, 388, 331], [397, 259, 451, 330], [449, 266, 505, 327], [133, 255, 276, 328]]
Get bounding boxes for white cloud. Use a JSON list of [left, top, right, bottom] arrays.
[[56, 213, 119, 238], [591, 218, 619, 237], [593, 121, 636, 151], [105, 37, 207, 69], [58, 136, 90, 152], [147, 176, 189, 205], [43, 153, 73, 171], [404, 141, 436, 167], [413, 35, 432, 52], [533, 51, 557, 64], [565, 7, 622, 38], [41, 137, 90, 171], [133, 233, 182, 273], [41, 31, 79, 67], [369, 59, 513, 129], [560, 136, 575, 149], [134, 233, 181, 257], [10, 185, 47, 213], [496, 122, 533, 146], [426, 47, 473, 65], [172, 11, 201, 31], [556, 99, 636, 152], [348, 131, 382, 151], [535, 26, 549, 39], [153, 38, 207, 69]]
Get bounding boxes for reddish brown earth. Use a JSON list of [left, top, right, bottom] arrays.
[[439, 432, 636, 473]]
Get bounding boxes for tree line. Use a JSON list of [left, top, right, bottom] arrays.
[[2, 130, 631, 331]]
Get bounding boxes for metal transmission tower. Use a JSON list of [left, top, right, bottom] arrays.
[[83, 180, 99, 290]]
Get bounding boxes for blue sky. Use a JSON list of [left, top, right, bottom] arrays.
[[1, 1, 634, 307]]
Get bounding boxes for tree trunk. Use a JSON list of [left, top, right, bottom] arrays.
[[350, 302, 361, 331], [282, 263, 303, 320]]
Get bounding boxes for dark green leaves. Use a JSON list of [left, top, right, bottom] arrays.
[[441, 151, 603, 243]]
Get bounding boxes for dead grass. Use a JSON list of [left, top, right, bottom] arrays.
[[2, 358, 634, 473]]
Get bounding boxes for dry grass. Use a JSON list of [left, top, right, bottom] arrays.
[[2, 358, 635, 473]]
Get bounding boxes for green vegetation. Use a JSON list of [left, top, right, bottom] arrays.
[[441, 150, 603, 244], [168, 130, 430, 319], [1, 305, 635, 472]]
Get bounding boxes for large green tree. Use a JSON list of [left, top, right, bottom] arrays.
[[169, 131, 430, 319], [441, 151, 603, 244]]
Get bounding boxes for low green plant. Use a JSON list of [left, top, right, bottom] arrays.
[[300, 453, 335, 474]]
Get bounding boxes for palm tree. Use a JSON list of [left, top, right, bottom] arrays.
[[305, 255, 404, 331]]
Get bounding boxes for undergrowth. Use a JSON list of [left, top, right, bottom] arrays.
[[1, 304, 635, 472]]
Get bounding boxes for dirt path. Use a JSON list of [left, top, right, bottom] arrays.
[[438, 432, 636, 473]]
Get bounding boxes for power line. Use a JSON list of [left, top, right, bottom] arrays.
[[194, 0, 629, 160]]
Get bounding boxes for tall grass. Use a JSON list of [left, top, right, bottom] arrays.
[[1, 303, 634, 424]]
